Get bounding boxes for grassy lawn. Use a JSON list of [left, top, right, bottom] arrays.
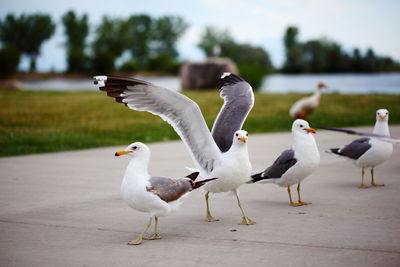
[[0, 89, 399, 157]]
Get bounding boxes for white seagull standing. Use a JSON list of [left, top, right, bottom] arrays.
[[115, 142, 216, 245], [249, 119, 320, 206], [289, 82, 328, 119], [327, 109, 393, 188], [94, 73, 256, 225]]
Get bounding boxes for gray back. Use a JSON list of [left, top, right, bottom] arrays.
[[262, 149, 297, 178]]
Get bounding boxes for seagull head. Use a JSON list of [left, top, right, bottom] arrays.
[[115, 142, 150, 158], [233, 130, 249, 144], [292, 119, 316, 135], [317, 82, 328, 90], [376, 109, 389, 122]]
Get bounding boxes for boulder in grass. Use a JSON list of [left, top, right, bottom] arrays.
[[180, 57, 238, 90], [0, 79, 22, 90]]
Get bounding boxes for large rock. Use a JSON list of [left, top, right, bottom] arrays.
[[0, 79, 22, 90], [180, 57, 238, 90]]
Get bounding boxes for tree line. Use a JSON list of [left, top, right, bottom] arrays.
[[198, 26, 273, 89], [0, 11, 188, 75], [282, 26, 400, 73], [0, 12, 399, 81]]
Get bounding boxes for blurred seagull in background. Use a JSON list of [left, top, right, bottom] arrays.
[[327, 109, 393, 188], [289, 82, 328, 119], [115, 142, 216, 245], [94, 73, 256, 225], [249, 119, 320, 206]]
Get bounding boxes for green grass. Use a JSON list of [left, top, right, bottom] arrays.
[[0, 89, 399, 157]]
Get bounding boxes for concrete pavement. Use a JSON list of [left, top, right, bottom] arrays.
[[0, 126, 399, 267]]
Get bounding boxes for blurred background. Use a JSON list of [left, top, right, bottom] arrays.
[[1, 0, 399, 93], [0, 0, 399, 156]]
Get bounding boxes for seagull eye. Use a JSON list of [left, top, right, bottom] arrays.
[[235, 133, 238, 136], [299, 124, 303, 128], [246, 133, 248, 136], [133, 146, 138, 150]]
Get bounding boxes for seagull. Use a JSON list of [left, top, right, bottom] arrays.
[[249, 119, 320, 206], [94, 73, 256, 225], [327, 109, 393, 188], [289, 82, 328, 119], [115, 142, 217, 245]]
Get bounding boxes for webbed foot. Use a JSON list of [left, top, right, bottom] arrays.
[[239, 216, 256, 225], [206, 214, 219, 222], [127, 236, 143, 245], [144, 233, 162, 240]]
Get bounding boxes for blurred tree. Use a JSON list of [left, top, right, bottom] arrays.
[[283, 26, 303, 73], [62, 10, 89, 73], [281, 25, 400, 73], [198, 26, 273, 89], [225, 43, 272, 89], [198, 26, 233, 57], [364, 48, 377, 72], [125, 14, 152, 69], [0, 45, 20, 76], [351, 48, 363, 72], [137, 15, 188, 73], [91, 16, 128, 73], [0, 13, 55, 72], [152, 15, 188, 58]]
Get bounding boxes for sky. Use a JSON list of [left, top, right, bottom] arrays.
[[1, 0, 399, 72]]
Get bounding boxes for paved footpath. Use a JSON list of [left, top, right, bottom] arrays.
[[0, 126, 399, 267]]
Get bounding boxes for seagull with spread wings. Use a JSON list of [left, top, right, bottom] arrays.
[[94, 73, 256, 225]]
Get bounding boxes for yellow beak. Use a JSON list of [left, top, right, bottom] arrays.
[[379, 115, 386, 120], [305, 128, 316, 134], [238, 137, 247, 143], [115, 150, 132, 156]]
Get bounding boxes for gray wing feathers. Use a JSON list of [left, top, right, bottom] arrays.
[[147, 177, 193, 203], [262, 149, 297, 178], [212, 75, 254, 152], [96, 76, 221, 173], [337, 138, 371, 159]]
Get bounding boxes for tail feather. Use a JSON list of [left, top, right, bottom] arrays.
[[185, 171, 200, 181], [248, 172, 274, 184], [326, 148, 341, 155], [193, 177, 218, 189]]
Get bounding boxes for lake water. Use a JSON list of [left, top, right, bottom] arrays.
[[262, 73, 400, 94], [20, 73, 400, 94]]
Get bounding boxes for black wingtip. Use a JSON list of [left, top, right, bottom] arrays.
[[249, 172, 274, 183], [193, 177, 218, 189], [185, 171, 200, 181], [218, 73, 245, 88], [249, 173, 262, 183], [327, 148, 341, 155]]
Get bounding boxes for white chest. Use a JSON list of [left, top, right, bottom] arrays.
[[357, 139, 393, 167], [205, 148, 252, 193]]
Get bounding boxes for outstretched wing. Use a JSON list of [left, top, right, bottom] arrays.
[[211, 73, 254, 152], [94, 75, 221, 173]]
